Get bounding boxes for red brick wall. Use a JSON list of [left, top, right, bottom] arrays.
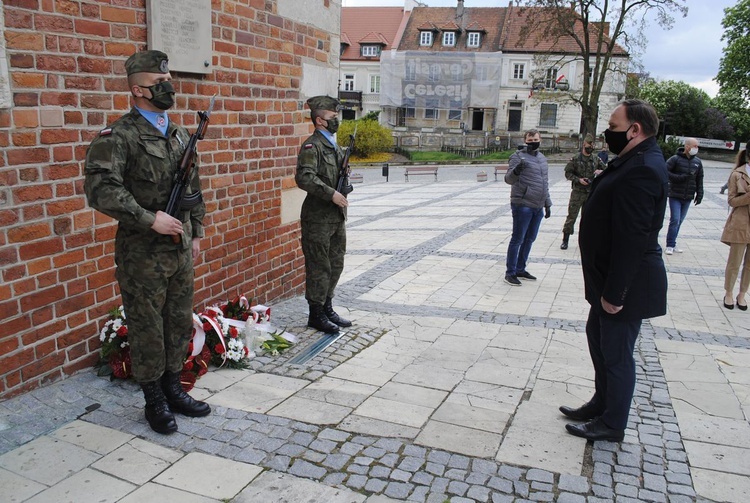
[[0, 0, 334, 398]]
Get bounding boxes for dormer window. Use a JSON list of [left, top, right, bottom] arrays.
[[361, 45, 381, 58], [419, 31, 433, 46], [467, 32, 481, 48], [443, 31, 456, 47]]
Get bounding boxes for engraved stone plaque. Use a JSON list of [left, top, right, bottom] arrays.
[[146, 0, 212, 74]]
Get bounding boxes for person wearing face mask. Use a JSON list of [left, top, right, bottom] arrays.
[[295, 96, 352, 334], [560, 99, 668, 442], [664, 137, 704, 255], [84, 50, 210, 434], [560, 134, 605, 250], [503, 129, 552, 286]]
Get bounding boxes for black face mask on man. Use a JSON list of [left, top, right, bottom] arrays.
[[324, 116, 340, 134], [526, 141, 540, 151], [143, 81, 175, 110], [603, 124, 633, 155]]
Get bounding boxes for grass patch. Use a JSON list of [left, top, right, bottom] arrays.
[[407, 151, 465, 161], [475, 151, 513, 161]]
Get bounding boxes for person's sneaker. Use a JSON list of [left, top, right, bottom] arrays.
[[720, 186, 727, 194], [674, 247, 683, 253], [504, 274, 522, 286], [516, 271, 537, 281], [665, 247, 674, 255]]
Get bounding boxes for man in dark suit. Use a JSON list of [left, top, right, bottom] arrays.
[[560, 99, 668, 442]]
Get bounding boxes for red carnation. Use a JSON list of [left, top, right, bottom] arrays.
[[229, 326, 238, 338], [116, 326, 128, 338], [243, 346, 249, 356], [203, 321, 213, 331], [241, 313, 250, 321], [214, 343, 225, 354]]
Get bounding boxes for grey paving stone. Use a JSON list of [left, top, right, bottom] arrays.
[[385, 481, 415, 499], [643, 473, 667, 492], [425, 462, 445, 476], [615, 482, 639, 497], [365, 478, 388, 493], [411, 470, 434, 486], [528, 492, 554, 501], [557, 494, 586, 503], [364, 446, 387, 458], [381, 452, 400, 467], [375, 437, 404, 452], [448, 453, 470, 469], [445, 468, 467, 481], [498, 465, 523, 480], [668, 484, 696, 497], [390, 469, 412, 482], [526, 468, 554, 483], [592, 484, 614, 499], [447, 480, 469, 496], [340, 441, 363, 456], [324, 472, 347, 486], [354, 455, 374, 466], [471, 458, 498, 475], [639, 488, 667, 502], [347, 463, 369, 475], [399, 456, 425, 472], [265, 454, 291, 472], [318, 427, 350, 442], [490, 494, 513, 503], [309, 438, 337, 453], [290, 431, 315, 446], [322, 453, 350, 470], [665, 472, 692, 485], [408, 485, 430, 502], [488, 476, 513, 493], [370, 465, 392, 479], [275, 443, 306, 457], [289, 459, 327, 480], [558, 474, 589, 493], [466, 472, 490, 485], [302, 450, 326, 463], [403, 444, 428, 458], [467, 485, 491, 502], [431, 477, 450, 494], [427, 450, 451, 465], [514, 480, 530, 498]]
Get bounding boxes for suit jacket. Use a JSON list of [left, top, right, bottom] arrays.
[[578, 136, 668, 320]]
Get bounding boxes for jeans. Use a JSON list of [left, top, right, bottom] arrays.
[[506, 204, 543, 275], [666, 197, 691, 248]]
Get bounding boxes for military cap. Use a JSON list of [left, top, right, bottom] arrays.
[[306, 95, 340, 112], [125, 50, 170, 76], [583, 134, 595, 144]]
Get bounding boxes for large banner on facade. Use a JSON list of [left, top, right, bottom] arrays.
[[380, 51, 501, 110]]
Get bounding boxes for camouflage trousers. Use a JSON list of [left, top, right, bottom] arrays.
[[115, 246, 194, 383], [563, 190, 590, 236], [301, 220, 346, 306]]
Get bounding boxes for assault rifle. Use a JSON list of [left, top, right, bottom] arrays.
[[165, 94, 216, 244], [336, 124, 357, 197]]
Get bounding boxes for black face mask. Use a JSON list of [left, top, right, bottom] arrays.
[[144, 81, 175, 110], [603, 125, 633, 155], [324, 117, 340, 134], [526, 141, 540, 151], [584, 146, 594, 154]]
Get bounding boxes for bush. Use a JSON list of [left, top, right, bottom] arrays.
[[338, 119, 394, 158], [657, 136, 682, 160]]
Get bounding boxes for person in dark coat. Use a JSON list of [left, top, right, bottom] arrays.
[[560, 99, 668, 442], [665, 137, 704, 254]]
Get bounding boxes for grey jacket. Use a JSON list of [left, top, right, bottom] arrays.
[[504, 147, 552, 209]]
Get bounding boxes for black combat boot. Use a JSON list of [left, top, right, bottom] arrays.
[[161, 371, 211, 417], [141, 381, 178, 434], [308, 303, 339, 334], [560, 233, 570, 250], [324, 298, 352, 327]]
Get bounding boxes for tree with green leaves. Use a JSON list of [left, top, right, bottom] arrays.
[[518, 0, 687, 136], [638, 80, 711, 137], [713, 89, 750, 142], [717, 0, 750, 102], [337, 119, 393, 158]]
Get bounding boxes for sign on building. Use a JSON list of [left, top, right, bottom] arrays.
[[146, 0, 213, 74], [666, 135, 737, 151]]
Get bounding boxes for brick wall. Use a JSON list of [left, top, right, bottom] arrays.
[[0, 0, 337, 398]]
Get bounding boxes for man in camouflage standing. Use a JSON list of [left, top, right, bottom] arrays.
[[560, 134, 605, 250], [84, 50, 210, 434], [295, 96, 352, 334]]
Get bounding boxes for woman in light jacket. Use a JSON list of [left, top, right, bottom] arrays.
[[721, 148, 750, 310]]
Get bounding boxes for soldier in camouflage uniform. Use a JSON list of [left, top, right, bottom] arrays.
[[84, 50, 210, 434], [295, 96, 352, 334], [561, 134, 605, 250]]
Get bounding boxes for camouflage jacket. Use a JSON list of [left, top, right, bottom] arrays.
[[564, 152, 605, 192], [295, 129, 345, 223], [84, 108, 205, 252]]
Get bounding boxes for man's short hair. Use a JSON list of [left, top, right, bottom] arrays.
[[524, 128, 540, 140], [619, 99, 659, 137]]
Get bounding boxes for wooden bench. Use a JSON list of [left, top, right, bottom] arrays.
[[494, 164, 510, 181], [404, 166, 438, 182]]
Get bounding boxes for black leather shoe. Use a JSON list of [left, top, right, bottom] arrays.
[[565, 417, 624, 442], [141, 381, 178, 434], [737, 296, 747, 311], [516, 271, 537, 281], [559, 402, 602, 421], [324, 298, 352, 327], [308, 304, 340, 334], [724, 296, 735, 310], [161, 372, 211, 417], [560, 240, 568, 250]]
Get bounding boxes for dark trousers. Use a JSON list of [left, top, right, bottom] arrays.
[[585, 307, 642, 430], [301, 220, 346, 305], [506, 204, 543, 276]]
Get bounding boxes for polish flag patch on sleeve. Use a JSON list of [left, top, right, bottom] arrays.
[[303, 143, 313, 149], [99, 128, 112, 136]]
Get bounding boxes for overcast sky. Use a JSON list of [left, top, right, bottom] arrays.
[[340, 0, 733, 97]]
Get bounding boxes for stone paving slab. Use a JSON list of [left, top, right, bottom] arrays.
[[1, 163, 748, 502]]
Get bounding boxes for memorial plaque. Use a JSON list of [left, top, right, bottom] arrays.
[[146, 0, 212, 74]]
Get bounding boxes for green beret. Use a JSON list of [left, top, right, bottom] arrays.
[[125, 50, 170, 76], [583, 134, 595, 143], [306, 95, 340, 112]]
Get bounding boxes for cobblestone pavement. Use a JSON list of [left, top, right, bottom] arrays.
[[1, 162, 748, 502]]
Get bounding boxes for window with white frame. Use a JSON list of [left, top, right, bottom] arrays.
[[425, 99, 439, 119], [419, 31, 433, 46], [448, 109, 462, 121], [361, 45, 380, 58], [428, 64, 440, 82], [540, 103, 558, 127], [369, 74, 380, 94], [404, 106, 416, 118], [467, 32, 481, 48], [512, 63, 525, 80], [344, 74, 355, 91], [443, 31, 456, 47], [544, 68, 558, 89], [404, 61, 417, 81]]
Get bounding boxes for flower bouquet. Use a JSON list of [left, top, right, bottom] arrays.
[[98, 306, 132, 379], [198, 307, 252, 369]]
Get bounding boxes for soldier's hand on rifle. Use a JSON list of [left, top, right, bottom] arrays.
[[579, 177, 590, 186], [152, 210, 184, 236], [332, 191, 349, 208]]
